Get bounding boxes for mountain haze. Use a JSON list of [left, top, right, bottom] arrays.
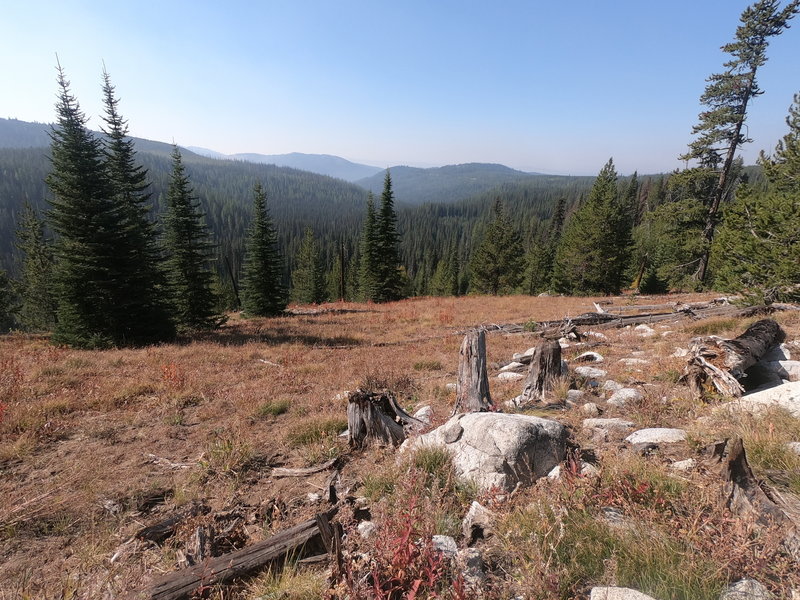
[[187, 147, 382, 182]]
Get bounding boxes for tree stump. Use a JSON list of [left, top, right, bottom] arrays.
[[681, 318, 785, 399], [347, 389, 425, 449], [519, 339, 563, 405], [453, 329, 492, 414]]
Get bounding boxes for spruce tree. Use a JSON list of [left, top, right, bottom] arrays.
[[0, 270, 16, 333], [47, 65, 125, 348], [14, 203, 56, 331], [525, 197, 565, 294], [374, 171, 404, 302], [470, 200, 525, 295], [291, 227, 326, 304], [240, 182, 286, 316], [681, 0, 799, 282], [100, 70, 174, 343], [551, 159, 631, 295], [163, 146, 224, 329], [358, 192, 380, 301], [713, 92, 800, 302]]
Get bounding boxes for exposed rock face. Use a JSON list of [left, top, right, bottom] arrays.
[[462, 501, 493, 543], [625, 428, 687, 445], [719, 579, 773, 600], [583, 418, 636, 432], [726, 381, 800, 418], [404, 413, 567, 492]]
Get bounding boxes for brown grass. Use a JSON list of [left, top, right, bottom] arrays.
[[0, 292, 797, 598]]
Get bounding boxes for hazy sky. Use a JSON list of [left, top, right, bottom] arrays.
[[2, 1, 800, 175]]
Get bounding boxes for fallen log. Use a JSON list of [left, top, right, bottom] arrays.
[[134, 502, 210, 545], [681, 318, 785, 399], [453, 329, 493, 414], [272, 457, 339, 478], [347, 389, 424, 449], [129, 509, 337, 600], [518, 340, 563, 405]]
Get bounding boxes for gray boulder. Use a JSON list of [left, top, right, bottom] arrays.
[[607, 388, 643, 407], [726, 381, 800, 418], [625, 428, 686, 445], [583, 418, 636, 432], [719, 578, 773, 600], [404, 412, 567, 491], [603, 380, 625, 392], [575, 366, 608, 380]]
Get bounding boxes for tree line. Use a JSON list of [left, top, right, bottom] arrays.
[[1, 0, 799, 343]]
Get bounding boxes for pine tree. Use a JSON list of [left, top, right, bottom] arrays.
[[163, 146, 224, 329], [373, 171, 404, 302], [47, 64, 126, 348], [525, 197, 565, 294], [358, 192, 380, 301], [551, 159, 631, 295], [100, 69, 174, 343], [470, 200, 525, 295], [241, 182, 286, 316], [14, 203, 56, 331], [713, 92, 800, 302], [681, 0, 799, 282], [291, 227, 326, 304], [0, 270, 16, 333]]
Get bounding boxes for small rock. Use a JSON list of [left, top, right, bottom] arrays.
[[787, 442, 800, 456], [660, 330, 673, 337], [632, 442, 660, 455], [567, 389, 586, 403], [670, 458, 697, 471], [413, 405, 433, 424], [576, 351, 604, 363], [446, 383, 457, 391], [513, 347, 537, 362], [719, 578, 773, 600], [634, 324, 656, 337], [583, 418, 635, 432], [590, 587, 658, 600], [456, 548, 486, 588], [585, 330, 608, 340], [432, 535, 458, 558], [618, 358, 649, 367], [601, 507, 630, 529], [607, 388, 643, 408], [357, 521, 377, 540], [625, 428, 687, 445], [575, 366, 607, 380], [603, 380, 624, 392], [307, 492, 322, 503], [558, 337, 571, 348], [581, 402, 601, 417], [547, 461, 598, 479], [497, 371, 525, 381], [463, 501, 494, 543], [500, 361, 526, 373], [672, 347, 689, 358]]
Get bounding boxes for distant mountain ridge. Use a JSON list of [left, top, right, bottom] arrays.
[[187, 147, 382, 182], [355, 162, 540, 205]]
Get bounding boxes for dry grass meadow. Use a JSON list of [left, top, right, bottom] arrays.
[[2, 293, 800, 599]]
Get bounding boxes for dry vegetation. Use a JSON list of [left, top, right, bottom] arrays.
[[2, 293, 800, 599]]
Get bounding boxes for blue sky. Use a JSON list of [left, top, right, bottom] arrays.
[[2, 1, 800, 175]]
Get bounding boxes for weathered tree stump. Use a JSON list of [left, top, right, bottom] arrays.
[[519, 339, 563, 405], [453, 329, 493, 415], [681, 318, 785, 399], [347, 389, 424, 449]]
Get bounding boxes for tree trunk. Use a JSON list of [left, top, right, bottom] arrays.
[[681, 318, 785, 399], [453, 329, 492, 414], [519, 340, 562, 405], [347, 389, 425, 449]]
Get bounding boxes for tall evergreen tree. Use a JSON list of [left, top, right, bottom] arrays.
[[163, 146, 224, 329], [470, 199, 525, 295], [552, 159, 631, 295], [14, 203, 56, 331], [47, 64, 126, 347], [291, 227, 326, 304], [681, 0, 799, 282], [358, 192, 380, 301], [713, 92, 800, 302], [100, 69, 174, 343], [0, 269, 16, 333], [240, 182, 286, 316], [374, 170, 404, 302], [525, 196, 566, 294]]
